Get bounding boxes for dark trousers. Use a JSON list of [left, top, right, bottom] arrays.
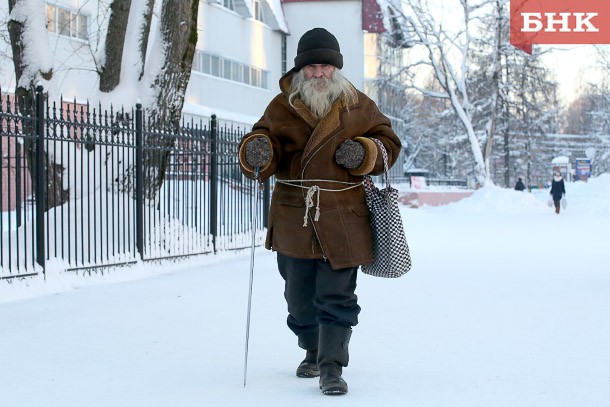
[[277, 253, 361, 340]]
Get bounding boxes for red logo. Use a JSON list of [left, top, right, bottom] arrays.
[[510, 0, 610, 54]]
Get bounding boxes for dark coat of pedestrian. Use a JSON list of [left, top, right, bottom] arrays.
[[550, 171, 566, 214], [238, 27, 401, 396], [514, 178, 526, 191]]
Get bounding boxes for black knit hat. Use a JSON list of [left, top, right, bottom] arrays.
[[294, 28, 343, 71]]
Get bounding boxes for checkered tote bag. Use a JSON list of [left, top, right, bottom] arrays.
[[361, 139, 412, 278]]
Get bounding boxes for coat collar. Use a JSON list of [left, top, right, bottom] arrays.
[[299, 99, 341, 166]]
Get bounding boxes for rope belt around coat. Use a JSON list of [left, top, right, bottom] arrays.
[[276, 179, 363, 227]]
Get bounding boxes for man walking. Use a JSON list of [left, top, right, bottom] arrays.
[[238, 27, 401, 395]]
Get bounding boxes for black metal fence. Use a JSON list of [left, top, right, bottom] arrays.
[[1, 87, 268, 279]]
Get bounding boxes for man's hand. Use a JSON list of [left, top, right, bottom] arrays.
[[245, 137, 271, 168], [335, 139, 365, 169]]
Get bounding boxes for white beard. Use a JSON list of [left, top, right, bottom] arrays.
[[289, 69, 356, 120], [300, 77, 343, 119]]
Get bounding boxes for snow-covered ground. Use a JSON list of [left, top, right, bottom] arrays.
[[1, 175, 609, 407]]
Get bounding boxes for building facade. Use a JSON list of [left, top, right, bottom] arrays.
[[1, 0, 409, 212], [1, 1, 407, 123]]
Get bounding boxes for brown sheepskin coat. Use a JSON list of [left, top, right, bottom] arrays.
[[239, 70, 401, 270]]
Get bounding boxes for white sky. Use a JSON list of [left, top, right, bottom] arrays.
[[2, 175, 609, 406], [539, 45, 603, 105]]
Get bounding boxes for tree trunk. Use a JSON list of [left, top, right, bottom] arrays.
[[138, 0, 155, 81], [503, 61, 510, 187], [8, 0, 66, 211], [143, 0, 199, 199], [483, 1, 504, 184], [99, 0, 132, 92], [403, 0, 491, 187]]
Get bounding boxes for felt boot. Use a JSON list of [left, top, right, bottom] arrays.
[[296, 328, 319, 378], [318, 324, 351, 395]]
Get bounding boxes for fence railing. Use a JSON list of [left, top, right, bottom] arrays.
[[1, 87, 268, 279]]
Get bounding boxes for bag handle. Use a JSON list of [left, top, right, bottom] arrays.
[[371, 138, 391, 189]]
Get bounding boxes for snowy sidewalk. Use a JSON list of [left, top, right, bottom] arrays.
[[1, 185, 610, 407]]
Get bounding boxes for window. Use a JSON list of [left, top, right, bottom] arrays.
[[211, 55, 220, 76], [223, 0, 236, 11], [281, 34, 287, 74], [249, 67, 266, 88], [242, 65, 250, 85], [202, 53, 212, 74], [261, 70, 268, 89], [46, 6, 56, 33], [193, 50, 269, 89], [231, 61, 242, 82], [58, 8, 71, 36], [76, 14, 88, 39], [222, 60, 232, 80], [253, 0, 264, 22], [46, 4, 88, 40]]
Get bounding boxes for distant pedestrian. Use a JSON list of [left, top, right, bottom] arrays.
[[514, 178, 526, 191], [550, 171, 566, 214]]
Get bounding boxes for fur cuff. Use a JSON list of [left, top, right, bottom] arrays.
[[349, 137, 378, 176], [239, 134, 273, 174]]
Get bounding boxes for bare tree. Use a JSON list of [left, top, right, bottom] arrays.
[[468, 0, 540, 187], [399, 0, 559, 187], [564, 48, 610, 174], [8, 0, 199, 204], [508, 53, 560, 186], [400, 0, 493, 186], [479, 1, 506, 184], [97, 0, 199, 198], [403, 74, 466, 179], [7, 0, 69, 209], [98, 0, 133, 92]]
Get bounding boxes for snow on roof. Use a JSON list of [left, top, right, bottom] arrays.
[[267, 0, 289, 33], [239, 0, 288, 33], [376, 0, 406, 32], [405, 168, 430, 174], [182, 102, 258, 127], [552, 156, 570, 164]]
